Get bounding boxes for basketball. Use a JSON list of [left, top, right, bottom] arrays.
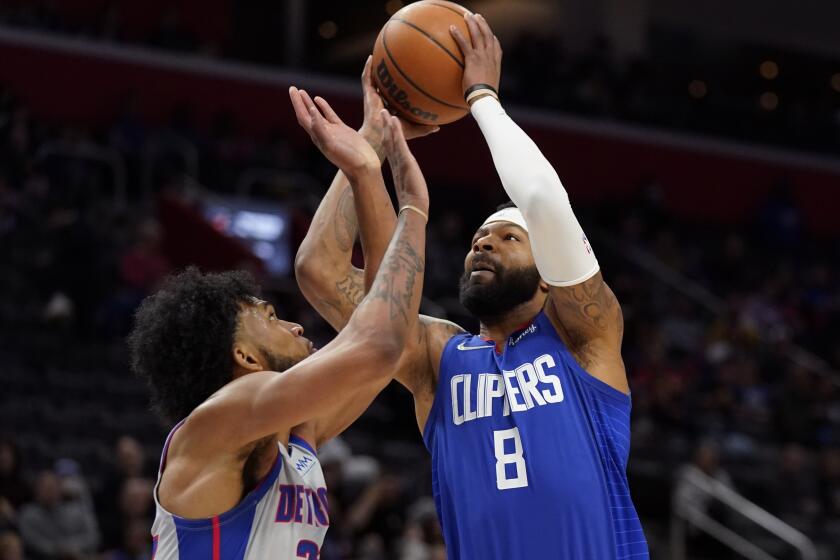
[[372, 0, 472, 126]]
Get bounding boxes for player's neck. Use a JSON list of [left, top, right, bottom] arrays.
[[477, 299, 543, 346]]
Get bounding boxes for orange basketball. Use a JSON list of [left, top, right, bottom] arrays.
[[372, 0, 472, 126]]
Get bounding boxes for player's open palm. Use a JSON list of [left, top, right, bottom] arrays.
[[289, 86, 379, 176], [381, 110, 429, 217]]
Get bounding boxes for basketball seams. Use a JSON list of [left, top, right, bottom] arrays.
[[382, 22, 468, 112], [391, 18, 465, 69], [424, 0, 472, 18]]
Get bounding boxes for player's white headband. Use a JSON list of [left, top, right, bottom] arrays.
[[481, 207, 529, 233]]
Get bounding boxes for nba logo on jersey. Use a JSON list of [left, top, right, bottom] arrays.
[[294, 453, 316, 476]]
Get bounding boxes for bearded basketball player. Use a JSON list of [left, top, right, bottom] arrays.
[[292, 12, 649, 560], [128, 110, 429, 559]]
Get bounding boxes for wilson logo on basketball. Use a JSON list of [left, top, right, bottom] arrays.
[[376, 60, 439, 123]]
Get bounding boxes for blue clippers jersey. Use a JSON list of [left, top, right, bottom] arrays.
[[423, 311, 648, 559]]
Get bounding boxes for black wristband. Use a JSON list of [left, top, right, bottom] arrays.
[[463, 83, 498, 101]]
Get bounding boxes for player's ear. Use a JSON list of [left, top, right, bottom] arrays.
[[232, 343, 264, 376], [538, 279, 550, 294]]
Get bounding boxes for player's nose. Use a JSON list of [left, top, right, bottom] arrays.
[[282, 321, 304, 336], [473, 234, 495, 253]]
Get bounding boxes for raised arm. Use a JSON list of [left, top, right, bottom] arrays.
[[194, 110, 430, 450], [452, 14, 626, 392], [291, 63, 463, 418], [293, 58, 437, 331]]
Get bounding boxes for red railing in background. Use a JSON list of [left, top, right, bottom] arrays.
[[0, 29, 837, 234]]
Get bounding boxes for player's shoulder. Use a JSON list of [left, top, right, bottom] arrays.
[[395, 315, 466, 397], [420, 314, 467, 352], [420, 314, 465, 334]]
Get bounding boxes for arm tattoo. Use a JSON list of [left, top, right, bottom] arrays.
[[336, 272, 365, 307], [561, 277, 612, 332], [312, 270, 363, 329], [361, 128, 386, 162], [334, 186, 358, 252], [368, 231, 424, 324], [549, 274, 622, 355]]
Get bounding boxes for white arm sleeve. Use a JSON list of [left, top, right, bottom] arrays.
[[471, 96, 599, 287]]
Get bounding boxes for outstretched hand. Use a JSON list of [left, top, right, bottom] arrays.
[[450, 13, 502, 98], [289, 86, 380, 177], [359, 56, 439, 158], [381, 110, 429, 219]]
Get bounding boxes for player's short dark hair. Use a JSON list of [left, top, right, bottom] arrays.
[[128, 267, 259, 423], [496, 200, 517, 211]]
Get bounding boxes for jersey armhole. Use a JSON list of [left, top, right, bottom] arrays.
[[537, 311, 631, 408], [421, 333, 466, 450]]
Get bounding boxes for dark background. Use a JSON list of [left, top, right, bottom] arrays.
[[0, 1, 839, 559]]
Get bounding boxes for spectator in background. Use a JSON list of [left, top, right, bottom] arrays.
[[18, 469, 98, 559], [0, 439, 29, 513], [820, 448, 840, 520], [117, 478, 154, 533], [102, 219, 172, 336], [775, 365, 818, 445], [675, 441, 734, 511], [119, 219, 171, 296], [0, 529, 24, 560], [108, 95, 147, 159], [101, 518, 151, 560], [100, 482, 154, 560], [674, 441, 735, 558], [398, 498, 445, 560], [344, 473, 410, 558], [820, 447, 840, 552], [96, 437, 148, 551], [773, 444, 820, 530]]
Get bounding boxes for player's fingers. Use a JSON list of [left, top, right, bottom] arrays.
[[298, 89, 319, 116], [464, 13, 485, 50], [314, 96, 343, 125], [381, 109, 394, 151], [361, 55, 375, 94], [390, 115, 410, 152], [361, 55, 371, 83], [308, 105, 329, 138], [289, 87, 312, 128], [361, 56, 385, 114], [449, 25, 471, 56]]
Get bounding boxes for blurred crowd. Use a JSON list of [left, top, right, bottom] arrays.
[[1, 28, 840, 560], [591, 185, 840, 556]]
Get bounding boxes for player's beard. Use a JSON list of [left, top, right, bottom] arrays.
[[259, 346, 302, 373], [458, 263, 542, 323]]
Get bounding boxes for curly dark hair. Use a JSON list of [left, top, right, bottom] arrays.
[[127, 267, 260, 423]]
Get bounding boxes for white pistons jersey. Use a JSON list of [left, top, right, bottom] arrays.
[[151, 424, 329, 560]]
